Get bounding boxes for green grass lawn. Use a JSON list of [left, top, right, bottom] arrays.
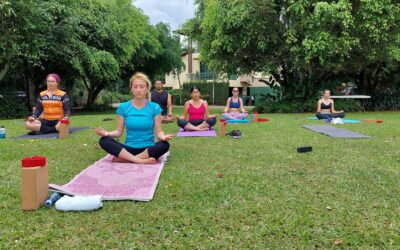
[[0, 109, 399, 248]]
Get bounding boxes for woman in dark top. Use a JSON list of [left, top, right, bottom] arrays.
[[222, 87, 247, 120], [316, 89, 345, 119], [149, 80, 173, 123]]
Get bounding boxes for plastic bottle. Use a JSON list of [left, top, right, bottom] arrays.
[[0, 126, 6, 139], [45, 192, 62, 208]]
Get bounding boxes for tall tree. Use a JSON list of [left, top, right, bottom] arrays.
[[136, 22, 185, 81], [183, 0, 400, 97]]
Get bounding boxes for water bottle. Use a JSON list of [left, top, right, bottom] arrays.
[[45, 192, 62, 208], [0, 126, 6, 139]]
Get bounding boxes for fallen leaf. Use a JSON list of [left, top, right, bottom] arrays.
[[326, 206, 332, 211], [334, 239, 342, 245], [216, 173, 224, 178]]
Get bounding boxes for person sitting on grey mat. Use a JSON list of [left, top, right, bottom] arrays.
[[25, 73, 70, 134], [316, 89, 345, 120]]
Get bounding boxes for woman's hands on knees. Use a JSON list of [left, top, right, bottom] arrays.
[[95, 128, 109, 137], [27, 116, 36, 122], [160, 134, 174, 141]]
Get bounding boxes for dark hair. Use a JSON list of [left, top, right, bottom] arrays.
[[191, 86, 200, 93], [322, 89, 331, 94]]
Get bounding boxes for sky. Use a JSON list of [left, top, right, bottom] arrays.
[[133, 0, 196, 31]]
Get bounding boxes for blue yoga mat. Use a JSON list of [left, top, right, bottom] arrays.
[[306, 117, 361, 123], [226, 119, 250, 124]]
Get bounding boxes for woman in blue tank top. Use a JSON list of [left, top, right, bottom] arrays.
[[95, 72, 174, 164], [222, 87, 248, 120]]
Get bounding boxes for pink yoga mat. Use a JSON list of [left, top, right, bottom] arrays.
[[49, 152, 169, 201], [176, 128, 217, 137]]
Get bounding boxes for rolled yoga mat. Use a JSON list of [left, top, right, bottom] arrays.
[[49, 152, 169, 201], [302, 125, 370, 138], [12, 127, 90, 140]]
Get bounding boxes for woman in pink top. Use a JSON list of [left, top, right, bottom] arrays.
[[176, 87, 217, 131]]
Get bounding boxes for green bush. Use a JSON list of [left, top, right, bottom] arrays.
[[0, 94, 29, 119], [334, 99, 363, 112], [255, 98, 363, 113], [96, 90, 131, 105], [364, 90, 400, 111], [182, 81, 229, 105], [169, 89, 183, 105]]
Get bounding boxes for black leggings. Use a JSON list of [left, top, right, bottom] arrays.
[[99, 136, 169, 159], [177, 118, 216, 129], [40, 119, 58, 134], [316, 112, 345, 120]]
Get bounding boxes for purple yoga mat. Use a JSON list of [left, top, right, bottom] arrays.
[[49, 152, 169, 201], [176, 128, 217, 137]]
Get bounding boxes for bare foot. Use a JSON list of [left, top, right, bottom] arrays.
[[112, 157, 156, 164], [140, 157, 156, 164], [200, 127, 210, 131], [112, 157, 131, 163]]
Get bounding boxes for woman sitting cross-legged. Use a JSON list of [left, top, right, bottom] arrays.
[[222, 87, 248, 120], [95, 72, 174, 164], [176, 87, 217, 131], [316, 89, 345, 119], [25, 73, 70, 134]]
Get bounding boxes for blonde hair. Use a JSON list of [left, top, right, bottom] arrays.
[[129, 72, 151, 97]]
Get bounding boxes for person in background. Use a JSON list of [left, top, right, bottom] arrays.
[[176, 87, 217, 131], [316, 89, 345, 119], [25, 73, 70, 134], [222, 87, 248, 120], [149, 80, 173, 123]]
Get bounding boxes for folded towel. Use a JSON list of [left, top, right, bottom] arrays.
[[55, 195, 103, 211]]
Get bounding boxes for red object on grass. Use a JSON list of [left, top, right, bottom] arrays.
[[219, 119, 227, 125], [257, 118, 269, 122], [60, 119, 70, 124], [376, 120, 383, 123], [21, 156, 46, 168]]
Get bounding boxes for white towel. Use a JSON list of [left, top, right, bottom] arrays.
[[55, 195, 103, 211]]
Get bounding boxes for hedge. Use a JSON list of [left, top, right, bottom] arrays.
[[169, 81, 229, 105]]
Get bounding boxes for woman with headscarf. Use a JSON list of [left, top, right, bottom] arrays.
[[25, 73, 71, 134]]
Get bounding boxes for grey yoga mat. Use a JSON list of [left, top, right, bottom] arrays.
[[13, 126, 90, 140], [302, 125, 370, 138]]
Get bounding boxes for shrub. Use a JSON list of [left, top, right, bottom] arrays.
[[182, 81, 229, 105], [255, 98, 363, 113], [169, 89, 183, 105], [0, 94, 29, 119], [363, 90, 400, 111], [96, 90, 131, 105]]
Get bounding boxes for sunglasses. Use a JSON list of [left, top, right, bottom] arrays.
[[232, 90, 239, 92]]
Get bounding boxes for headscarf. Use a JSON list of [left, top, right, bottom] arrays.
[[46, 73, 61, 83]]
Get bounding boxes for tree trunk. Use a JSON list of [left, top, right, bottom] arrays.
[[25, 75, 36, 111], [0, 63, 10, 83], [86, 84, 104, 109]]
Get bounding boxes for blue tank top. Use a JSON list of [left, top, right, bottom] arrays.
[[229, 97, 241, 109]]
